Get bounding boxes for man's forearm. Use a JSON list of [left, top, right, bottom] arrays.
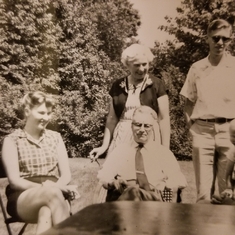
[[184, 98, 195, 129], [225, 159, 235, 189]]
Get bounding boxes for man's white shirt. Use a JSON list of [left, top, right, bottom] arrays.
[[98, 142, 187, 191]]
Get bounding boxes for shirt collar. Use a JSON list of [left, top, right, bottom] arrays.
[[120, 74, 153, 93], [15, 128, 46, 145], [14, 128, 27, 138], [134, 140, 154, 150], [206, 52, 234, 68]]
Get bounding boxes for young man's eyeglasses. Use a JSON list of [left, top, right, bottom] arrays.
[[132, 122, 153, 130], [211, 36, 232, 43]]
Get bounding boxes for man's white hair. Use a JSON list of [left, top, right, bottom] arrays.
[[132, 105, 158, 121]]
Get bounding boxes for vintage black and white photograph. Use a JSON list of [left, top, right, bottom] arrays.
[[1, 0, 235, 234]]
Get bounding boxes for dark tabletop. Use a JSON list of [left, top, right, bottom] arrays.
[[41, 201, 235, 235]]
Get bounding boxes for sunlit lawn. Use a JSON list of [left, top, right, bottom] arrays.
[[0, 158, 196, 235]]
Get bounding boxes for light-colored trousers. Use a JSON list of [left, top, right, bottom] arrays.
[[190, 120, 233, 202]]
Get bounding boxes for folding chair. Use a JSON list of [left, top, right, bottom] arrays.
[[0, 159, 29, 235], [0, 158, 73, 235]]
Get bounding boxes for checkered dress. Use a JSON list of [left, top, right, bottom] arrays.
[[7, 129, 60, 179]]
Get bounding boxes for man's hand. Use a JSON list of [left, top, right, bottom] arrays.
[[211, 189, 234, 204], [108, 178, 128, 194], [211, 194, 223, 204]]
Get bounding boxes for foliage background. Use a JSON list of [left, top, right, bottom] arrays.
[[152, 0, 235, 158], [0, 0, 235, 159], [0, 0, 139, 157]]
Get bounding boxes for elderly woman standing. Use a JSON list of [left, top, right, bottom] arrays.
[[90, 43, 170, 160], [1, 91, 79, 235]]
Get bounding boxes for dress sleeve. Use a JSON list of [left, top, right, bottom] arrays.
[[109, 78, 125, 97], [180, 65, 197, 102], [109, 81, 116, 97]]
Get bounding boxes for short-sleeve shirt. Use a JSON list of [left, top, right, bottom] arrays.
[[180, 53, 235, 119], [7, 129, 61, 178]]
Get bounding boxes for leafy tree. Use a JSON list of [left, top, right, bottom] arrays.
[[51, 0, 140, 157], [0, 0, 62, 91], [81, 0, 140, 62], [0, 0, 140, 157], [160, 65, 191, 159], [0, 0, 62, 148], [154, 0, 235, 74], [151, 0, 235, 158]]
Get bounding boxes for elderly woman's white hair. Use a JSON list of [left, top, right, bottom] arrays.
[[121, 43, 154, 67]]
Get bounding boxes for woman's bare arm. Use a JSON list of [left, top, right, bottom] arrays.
[[158, 95, 170, 148], [89, 99, 119, 159], [2, 137, 39, 190]]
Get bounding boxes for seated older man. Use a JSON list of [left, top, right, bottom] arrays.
[[97, 106, 187, 202]]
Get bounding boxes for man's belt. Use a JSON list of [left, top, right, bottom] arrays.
[[198, 118, 234, 124]]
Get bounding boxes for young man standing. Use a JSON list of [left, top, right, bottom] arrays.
[[180, 19, 235, 203]]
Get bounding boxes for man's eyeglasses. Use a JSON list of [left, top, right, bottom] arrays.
[[132, 122, 153, 130], [211, 36, 232, 43]]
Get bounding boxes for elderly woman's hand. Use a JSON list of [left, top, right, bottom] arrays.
[[89, 146, 107, 160]]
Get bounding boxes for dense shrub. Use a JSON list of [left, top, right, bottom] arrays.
[[2, 0, 234, 159], [0, 0, 140, 157], [160, 66, 192, 160]]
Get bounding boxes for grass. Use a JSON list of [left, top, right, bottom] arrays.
[[0, 158, 196, 235]]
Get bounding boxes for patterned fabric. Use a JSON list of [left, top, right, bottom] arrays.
[[121, 79, 142, 120], [180, 53, 235, 119], [7, 129, 61, 178], [161, 188, 173, 202]]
